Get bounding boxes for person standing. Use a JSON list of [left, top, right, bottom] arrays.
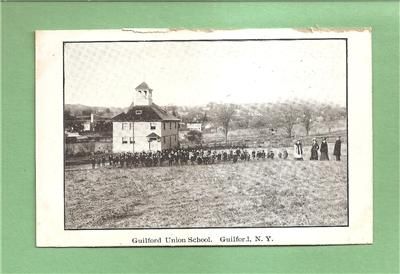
[[168, 153, 173, 166], [96, 157, 101, 168], [91, 156, 96, 169], [310, 138, 319, 160], [114, 155, 119, 167], [108, 154, 113, 167], [232, 152, 238, 163], [119, 153, 124, 168], [320, 137, 329, 160], [293, 140, 304, 160], [282, 149, 288, 159], [333, 136, 342, 161]]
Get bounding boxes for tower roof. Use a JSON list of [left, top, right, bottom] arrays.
[[135, 82, 150, 90]]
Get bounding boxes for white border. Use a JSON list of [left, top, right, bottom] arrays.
[[36, 29, 372, 247]]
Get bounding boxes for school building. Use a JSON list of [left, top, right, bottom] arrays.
[[112, 82, 180, 153]]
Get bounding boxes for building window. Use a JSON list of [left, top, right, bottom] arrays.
[[150, 123, 156, 130], [122, 137, 128, 144], [135, 110, 142, 115], [129, 137, 134, 144], [163, 136, 165, 143], [169, 122, 171, 130], [174, 135, 177, 141], [174, 122, 176, 129], [122, 122, 129, 130]]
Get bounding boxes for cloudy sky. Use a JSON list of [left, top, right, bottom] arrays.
[[64, 39, 346, 107]]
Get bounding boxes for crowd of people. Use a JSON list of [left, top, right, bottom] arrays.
[[89, 136, 343, 169]]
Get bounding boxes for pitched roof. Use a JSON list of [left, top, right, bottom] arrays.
[[135, 82, 150, 90], [112, 104, 180, 122], [146, 132, 160, 138]]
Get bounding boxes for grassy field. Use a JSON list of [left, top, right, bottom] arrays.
[[65, 145, 347, 229]]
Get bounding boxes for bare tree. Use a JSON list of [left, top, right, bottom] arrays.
[[273, 102, 299, 138], [299, 104, 314, 136], [320, 104, 342, 133], [241, 109, 253, 128], [214, 103, 238, 144]]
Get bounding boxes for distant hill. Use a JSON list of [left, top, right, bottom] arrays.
[[65, 104, 127, 118]]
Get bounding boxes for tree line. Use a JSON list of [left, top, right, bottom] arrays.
[[168, 101, 346, 143], [64, 101, 346, 143]]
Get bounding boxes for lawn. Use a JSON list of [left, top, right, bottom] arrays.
[[65, 151, 348, 229]]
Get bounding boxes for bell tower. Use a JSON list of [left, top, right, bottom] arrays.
[[134, 82, 153, 106]]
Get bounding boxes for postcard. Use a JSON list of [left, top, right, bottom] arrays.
[[36, 28, 372, 246]]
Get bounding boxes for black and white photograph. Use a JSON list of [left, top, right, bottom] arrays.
[[36, 29, 372, 246]]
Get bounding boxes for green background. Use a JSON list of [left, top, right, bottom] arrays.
[[1, 1, 399, 273]]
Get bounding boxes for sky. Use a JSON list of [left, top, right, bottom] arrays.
[[64, 39, 346, 108]]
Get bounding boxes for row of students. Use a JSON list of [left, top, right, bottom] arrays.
[[89, 137, 342, 169], [90, 148, 286, 169]]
